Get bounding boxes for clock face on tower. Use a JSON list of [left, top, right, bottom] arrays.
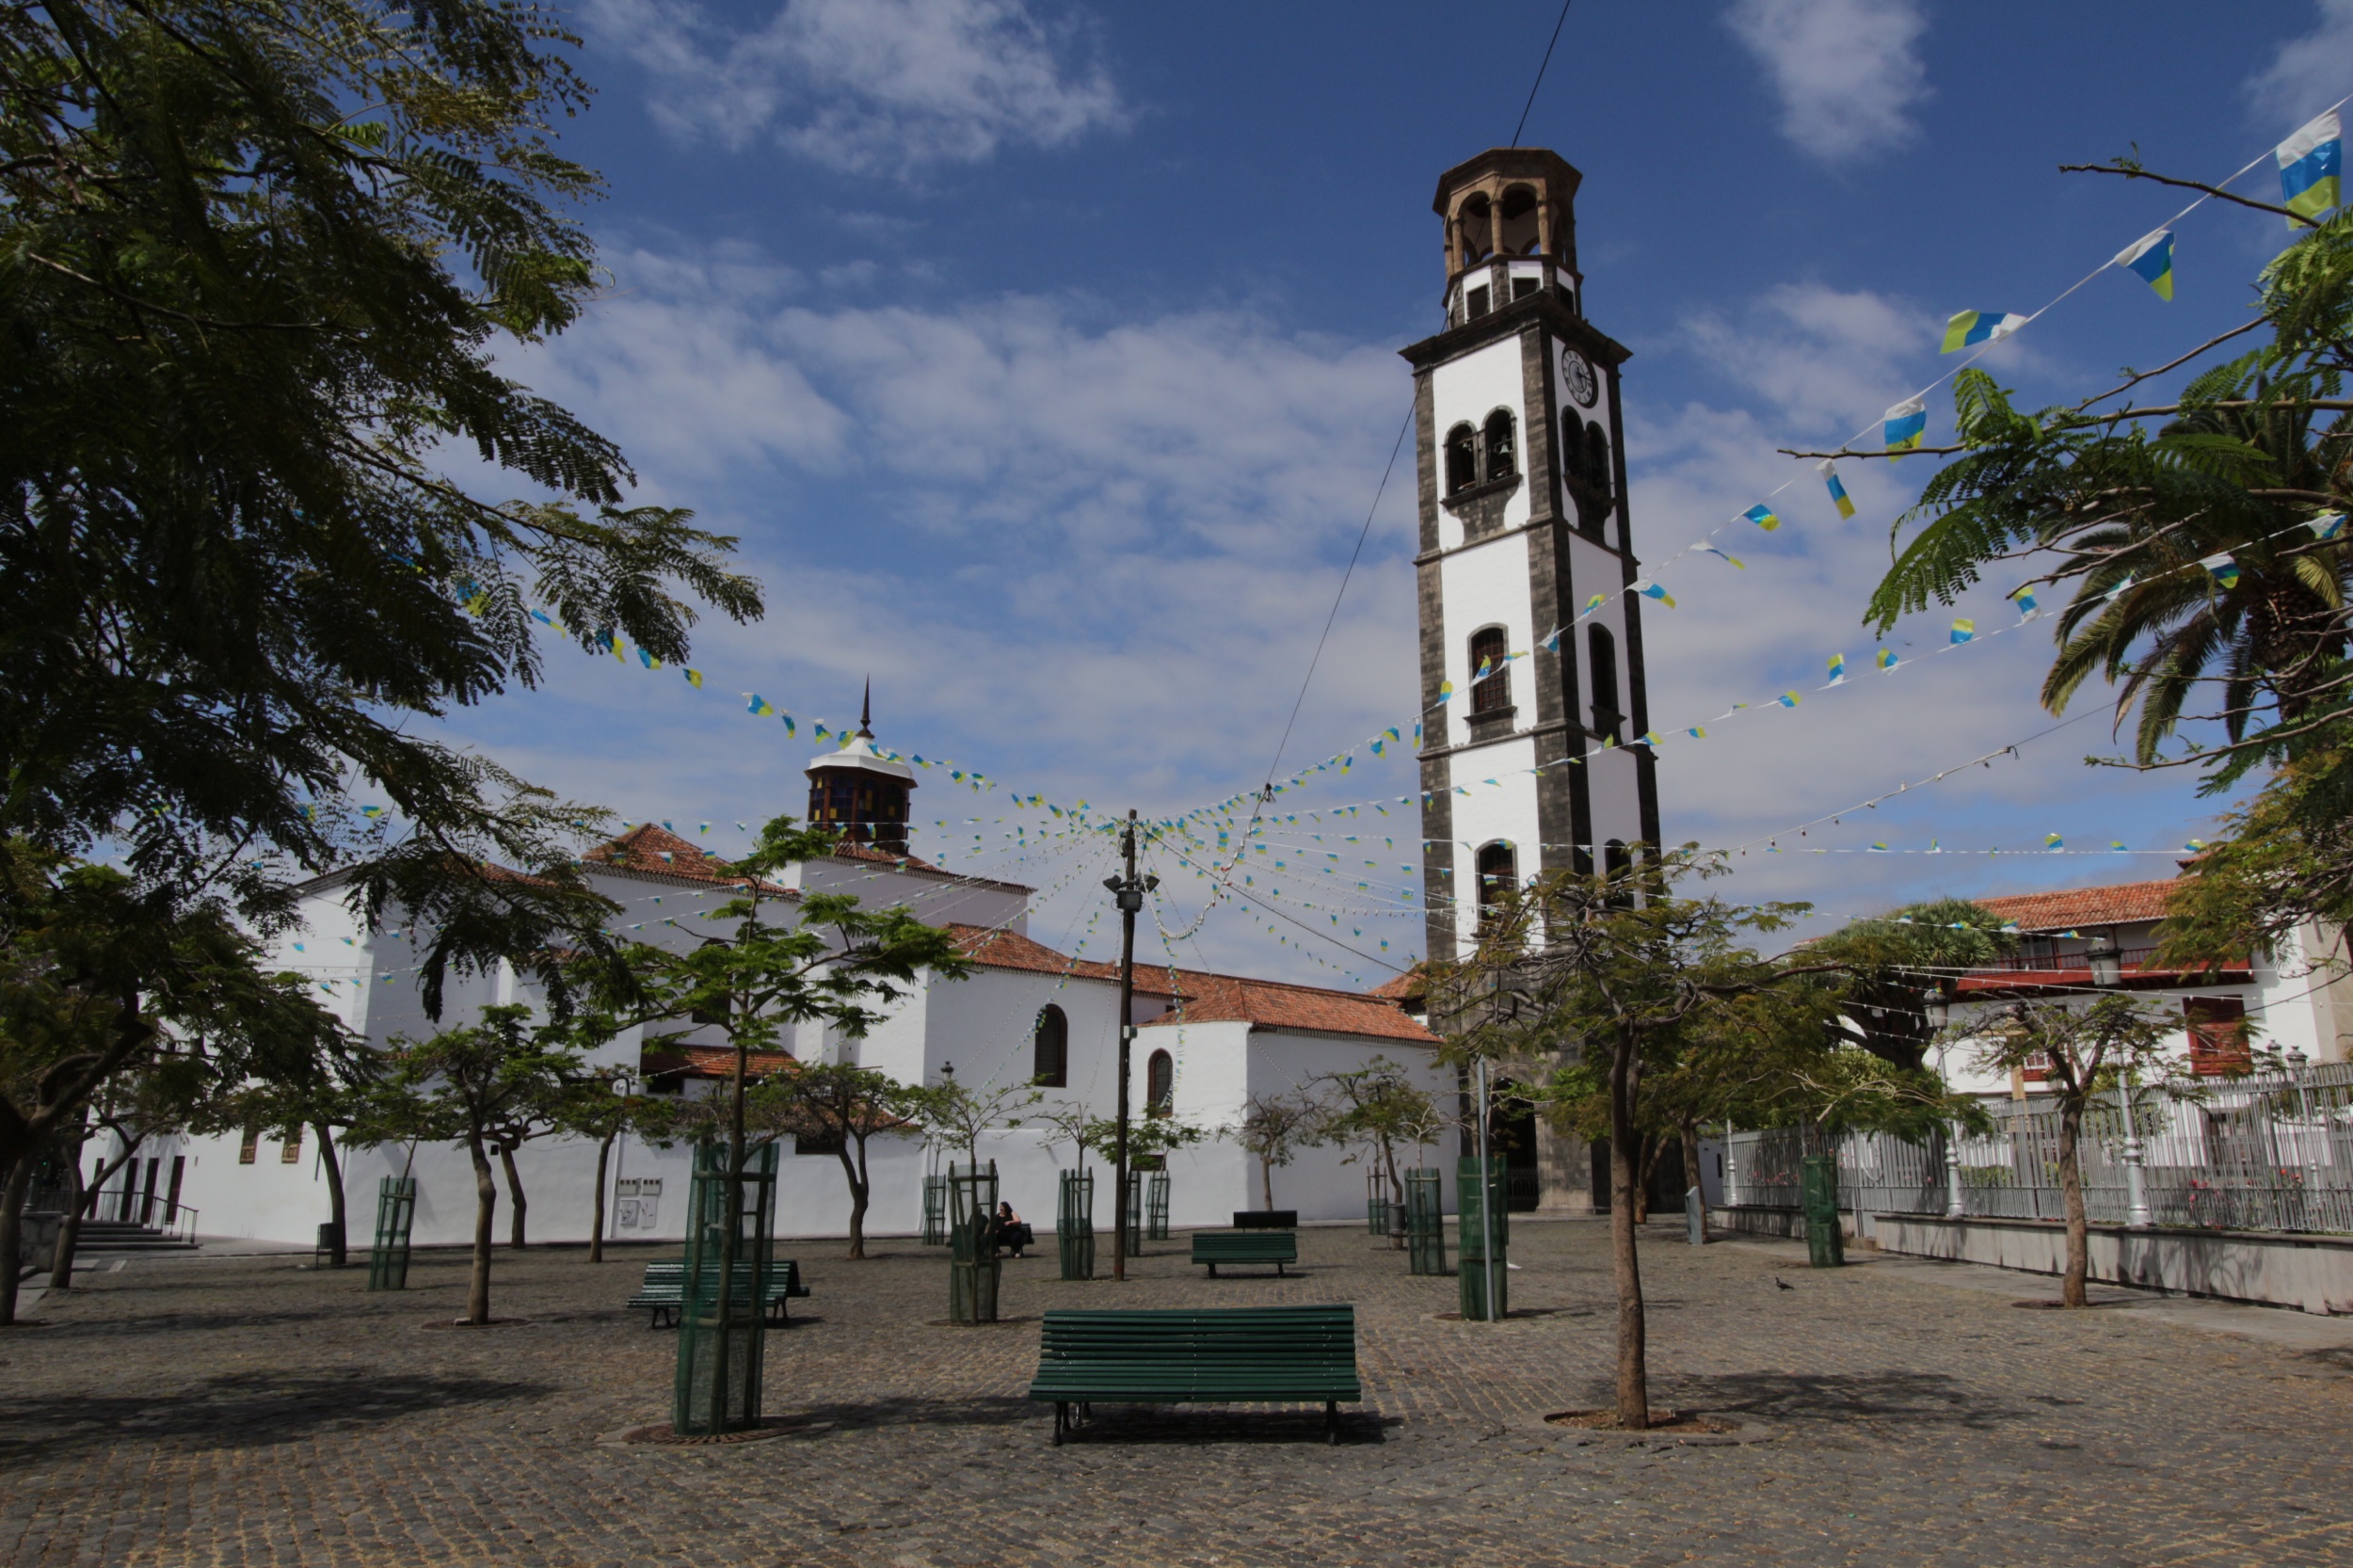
[[1561, 347, 1598, 409]]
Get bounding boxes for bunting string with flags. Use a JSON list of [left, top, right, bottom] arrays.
[[2116, 229, 2176, 300], [2279, 108, 2344, 224]]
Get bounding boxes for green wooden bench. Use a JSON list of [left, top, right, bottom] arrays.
[[1190, 1228, 1298, 1277], [624, 1259, 809, 1328], [1028, 1304, 1361, 1444]]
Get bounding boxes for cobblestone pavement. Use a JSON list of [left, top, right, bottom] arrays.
[[6, 1219, 2353, 1567]]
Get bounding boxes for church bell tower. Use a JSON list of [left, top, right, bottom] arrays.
[[1403, 148, 1663, 966], [805, 683, 916, 856]]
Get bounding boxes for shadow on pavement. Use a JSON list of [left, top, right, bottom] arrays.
[[0, 1369, 551, 1461], [1045, 1403, 1396, 1447], [1679, 1370, 2022, 1430]]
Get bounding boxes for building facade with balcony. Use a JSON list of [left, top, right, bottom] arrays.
[[1937, 876, 2353, 1095]]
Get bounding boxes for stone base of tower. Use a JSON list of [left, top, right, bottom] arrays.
[[1532, 1119, 1596, 1214]]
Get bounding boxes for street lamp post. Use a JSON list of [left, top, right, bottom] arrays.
[[1104, 812, 1157, 1283]]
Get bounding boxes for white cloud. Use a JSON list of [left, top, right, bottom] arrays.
[[1681, 282, 1924, 435], [458, 248, 2220, 987], [583, 0, 1126, 172], [2248, 0, 2353, 129], [1724, 0, 1929, 165], [493, 243, 1417, 846]]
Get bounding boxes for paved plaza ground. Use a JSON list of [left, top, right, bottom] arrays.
[[5, 1218, 2353, 1567]]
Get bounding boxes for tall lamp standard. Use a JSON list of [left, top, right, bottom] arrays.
[[1103, 812, 1157, 1283]]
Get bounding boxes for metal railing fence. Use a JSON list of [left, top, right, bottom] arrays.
[[1724, 1062, 2353, 1237]]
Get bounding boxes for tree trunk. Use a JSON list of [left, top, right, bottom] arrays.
[[1632, 1132, 1658, 1224], [1680, 1118, 1704, 1222], [0, 1153, 36, 1325], [1608, 1030, 1649, 1431], [1260, 1155, 1274, 1212], [589, 1130, 615, 1264], [314, 1122, 347, 1268], [49, 1130, 89, 1288], [1382, 1139, 1405, 1250], [499, 1143, 527, 1250], [840, 1138, 869, 1260], [466, 1133, 498, 1324], [2056, 1096, 2089, 1308]]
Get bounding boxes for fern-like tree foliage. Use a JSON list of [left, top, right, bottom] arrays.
[[0, 0, 762, 998], [1431, 849, 1833, 1432], [1863, 186, 2353, 954]]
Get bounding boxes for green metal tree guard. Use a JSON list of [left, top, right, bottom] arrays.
[[1121, 1170, 1143, 1256], [364, 1176, 416, 1291], [1800, 1153, 1846, 1269], [1405, 1168, 1448, 1276], [949, 1160, 1001, 1323], [1366, 1170, 1392, 1236], [921, 1173, 948, 1245], [1144, 1171, 1171, 1241], [1458, 1156, 1509, 1320], [1057, 1169, 1095, 1281], [673, 1141, 776, 1435]]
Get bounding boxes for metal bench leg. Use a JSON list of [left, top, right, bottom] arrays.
[[1208, 1263, 1217, 1278], [1325, 1401, 1338, 1445], [1277, 1262, 1287, 1277], [1053, 1402, 1066, 1447]]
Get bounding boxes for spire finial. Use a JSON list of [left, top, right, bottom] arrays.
[[858, 678, 873, 738]]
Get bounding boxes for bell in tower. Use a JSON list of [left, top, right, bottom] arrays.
[[804, 681, 917, 856]]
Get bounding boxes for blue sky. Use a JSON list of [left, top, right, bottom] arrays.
[[438, 0, 2353, 985]]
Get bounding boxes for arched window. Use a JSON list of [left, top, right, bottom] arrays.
[[1561, 410, 1585, 486], [1458, 193, 1494, 264], [1587, 624, 1621, 741], [1032, 1004, 1067, 1088], [1604, 840, 1634, 907], [1468, 626, 1510, 715], [1498, 185, 1541, 256], [1585, 425, 1612, 501], [1444, 424, 1478, 495], [1483, 409, 1517, 479], [1145, 1048, 1174, 1112], [1476, 841, 1517, 924]]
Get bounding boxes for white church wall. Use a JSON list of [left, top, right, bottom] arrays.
[[1248, 1032, 1457, 1223], [1437, 532, 1539, 741], [1429, 337, 1532, 552], [1135, 1022, 1455, 1224], [847, 975, 933, 1079], [1443, 732, 1541, 947]]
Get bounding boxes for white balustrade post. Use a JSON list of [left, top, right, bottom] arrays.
[[1944, 1124, 1966, 1219], [2119, 1081, 2153, 1230]]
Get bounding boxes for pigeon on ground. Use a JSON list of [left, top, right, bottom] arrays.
[[1773, 1276, 1793, 1291]]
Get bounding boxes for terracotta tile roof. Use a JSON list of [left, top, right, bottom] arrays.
[[641, 1047, 799, 1081], [586, 824, 790, 894], [829, 839, 945, 872], [1367, 965, 1427, 1005], [1973, 878, 2181, 933], [1144, 973, 1439, 1045], [945, 925, 1183, 997]]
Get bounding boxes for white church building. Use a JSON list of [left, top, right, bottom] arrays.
[[109, 715, 1448, 1252]]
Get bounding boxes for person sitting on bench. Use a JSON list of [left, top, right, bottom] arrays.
[[995, 1201, 1035, 1258]]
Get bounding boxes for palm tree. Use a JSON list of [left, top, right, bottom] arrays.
[[1869, 365, 2351, 770]]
